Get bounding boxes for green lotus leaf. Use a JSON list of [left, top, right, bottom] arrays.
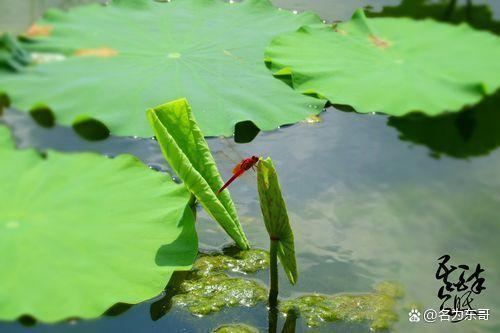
[[147, 98, 249, 249], [0, 125, 197, 322], [256, 157, 297, 285], [265, 9, 500, 116], [0, 0, 324, 137]]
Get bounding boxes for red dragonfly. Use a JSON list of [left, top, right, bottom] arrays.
[[217, 155, 260, 195]]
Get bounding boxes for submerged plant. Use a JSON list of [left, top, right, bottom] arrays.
[[256, 157, 298, 307]]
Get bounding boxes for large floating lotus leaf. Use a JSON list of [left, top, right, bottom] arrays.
[[265, 9, 500, 116], [0, 125, 197, 322], [257, 157, 297, 285], [0, 0, 324, 137], [147, 98, 249, 249]]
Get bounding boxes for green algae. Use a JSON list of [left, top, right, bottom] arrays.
[[279, 282, 404, 331], [193, 249, 269, 274], [212, 324, 260, 333], [172, 272, 267, 316], [375, 281, 405, 298], [172, 249, 269, 316], [172, 250, 402, 330]]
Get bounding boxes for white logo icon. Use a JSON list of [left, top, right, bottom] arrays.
[[409, 309, 421, 323]]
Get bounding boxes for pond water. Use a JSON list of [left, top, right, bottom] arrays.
[[1, 0, 499, 332]]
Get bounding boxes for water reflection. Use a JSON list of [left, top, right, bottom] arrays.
[[366, 0, 500, 35], [199, 105, 500, 333], [1, 107, 174, 174], [0, 0, 499, 332], [271, 0, 399, 22], [3, 101, 498, 332], [150, 272, 189, 321], [268, 307, 297, 333], [388, 92, 500, 158]]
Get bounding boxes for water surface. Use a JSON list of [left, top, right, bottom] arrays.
[[0, 0, 499, 332]]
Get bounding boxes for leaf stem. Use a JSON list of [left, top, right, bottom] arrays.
[[188, 193, 197, 220], [269, 239, 279, 307]]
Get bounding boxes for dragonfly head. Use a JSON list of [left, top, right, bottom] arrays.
[[251, 155, 260, 164]]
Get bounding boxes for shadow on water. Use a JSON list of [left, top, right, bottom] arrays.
[[17, 316, 36, 327], [150, 262, 302, 332], [268, 307, 299, 333], [104, 303, 134, 317], [388, 92, 500, 159], [234, 120, 261, 144], [150, 271, 190, 321], [366, 0, 500, 35], [365, 0, 500, 159], [1, 1, 500, 332], [1, 107, 176, 174], [16, 303, 133, 327]]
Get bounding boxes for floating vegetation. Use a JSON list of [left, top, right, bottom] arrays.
[[279, 282, 404, 330], [0, 0, 324, 137], [194, 249, 270, 275], [0, 125, 197, 322], [266, 9, 500, 117], [171, 248, 403, 331], [212, 324, 260, 333], [0, 1, 467, 331], [173, 272, 267, 316], [172, 250, 269, 316]]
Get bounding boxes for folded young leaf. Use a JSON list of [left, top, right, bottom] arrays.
[[147, 98, 250, 250], [0, 33, 30, 72], [257, 157, 297, 285]]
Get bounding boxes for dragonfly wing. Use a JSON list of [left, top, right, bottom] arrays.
[[233, 161, 244, 174], [217, 169, 245, 194]]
